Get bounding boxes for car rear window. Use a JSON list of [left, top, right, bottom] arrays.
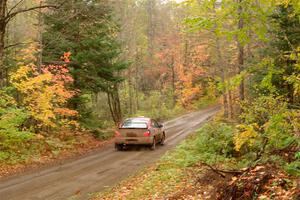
[[121, 119, 148, 129]]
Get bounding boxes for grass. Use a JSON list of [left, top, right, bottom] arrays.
[[93, 120, 244, 200], [94, 123, 224, 199], [94, 118, 300, 200]]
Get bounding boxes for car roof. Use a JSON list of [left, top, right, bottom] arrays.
[[124, 117, 151, 121]]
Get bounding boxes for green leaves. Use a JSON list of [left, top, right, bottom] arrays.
[[217, 71, 247, 92], [183, 0, 271, 44], [0, 90, 35, 164], [184, 16, 215, 32], [284, 161, 300, 176], [193, 122, 236, 164]]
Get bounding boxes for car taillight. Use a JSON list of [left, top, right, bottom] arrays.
[[115, 131, 121, 137], [144, 130, 151, 137]]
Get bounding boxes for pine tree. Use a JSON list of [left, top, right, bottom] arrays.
[[252, 4, 300, 105], [270, 4, 300, 104], [43, 0, 128, 123]]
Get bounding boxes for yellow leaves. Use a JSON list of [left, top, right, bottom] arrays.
[[10, 65, 31, 84], [15, 44, 38, 66], [11, 65, 56, 127], [10, 48, 78, 129], [275, 0, 300, 14], [276, 0, 293, 6], [61, 120, 80, 130], [234, 123, 259, 151], [13, 70, 52, 92], [285, 46, 300, 96], [28, 88, 56, 127]]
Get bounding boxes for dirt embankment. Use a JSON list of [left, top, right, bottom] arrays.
[[169, 164, 300, 200]]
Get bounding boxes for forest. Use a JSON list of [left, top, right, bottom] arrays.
[[0, 0, 299, 198]]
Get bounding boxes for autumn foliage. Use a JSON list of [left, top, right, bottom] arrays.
[[11, 48, 77, 128], [154, 34, 207, 108]]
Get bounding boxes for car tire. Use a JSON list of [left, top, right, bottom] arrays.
[[150, 137, 156, 150], [159, 133, 165, 145], [115, 144, 123, 151]]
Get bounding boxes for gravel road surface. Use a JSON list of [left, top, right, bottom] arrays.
[[0, 106, 219, 200]]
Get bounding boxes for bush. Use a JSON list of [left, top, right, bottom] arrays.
[[193, 122, 236, 164], [0, 91, 36, 163], [284, 161, 300, 177], [236, 96, 297, 157], [160, 121, 237, 169]]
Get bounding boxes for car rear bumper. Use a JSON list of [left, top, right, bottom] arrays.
[[115, 136, 153, 145]]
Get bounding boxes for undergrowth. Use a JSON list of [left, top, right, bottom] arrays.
[[96, 121, 237, 199], [96, 115, 299, 199]]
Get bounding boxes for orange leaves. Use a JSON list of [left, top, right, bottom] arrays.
[[153, 30, 207, 107], [11, 49, 78, 128], [177, 68, 202, 107], [43, 64, 76, 106], [61, 52, 71, 63], [54, 108, 78, 117], [176, 44, 206, 107]]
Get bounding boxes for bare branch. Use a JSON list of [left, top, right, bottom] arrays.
[[5, 4, 58, 23], [197, 162, 247, 177], [4, 41, 34, 49], [6, 0, 26, 16]]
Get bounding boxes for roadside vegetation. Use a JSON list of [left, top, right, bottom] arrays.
[[0, 0, 299, 198], [97, 118, 299, 199], [96, 0, 300, 199], [0, 0, 215, 171]]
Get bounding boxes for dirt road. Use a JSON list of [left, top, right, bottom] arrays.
[[0, 106, 219, 200]]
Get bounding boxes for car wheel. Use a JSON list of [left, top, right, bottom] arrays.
[[150, 137, 156, 150], [159, 133, 165, 145], [115, 144, 123, 151]]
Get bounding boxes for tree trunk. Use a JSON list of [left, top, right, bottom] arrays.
[[215, 36, 229, 118], [37, 1, 43, 72], [237, 0, 245, 101], [0, 30, 5, 88], [238, 42, 245, 101], [128, 69, 133, 115], [228, 90, 234, 119], [107, 85, 122, 125], [135, 51, 140, 111], [147, 0, 155, 59], [171, 56, 176, 107], [212, 1, 229, 118], [0, 0, 7, 88], [183, 39, 189, 69]]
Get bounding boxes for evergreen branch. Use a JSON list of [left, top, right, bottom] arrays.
[[42, 61, 80, 67]]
